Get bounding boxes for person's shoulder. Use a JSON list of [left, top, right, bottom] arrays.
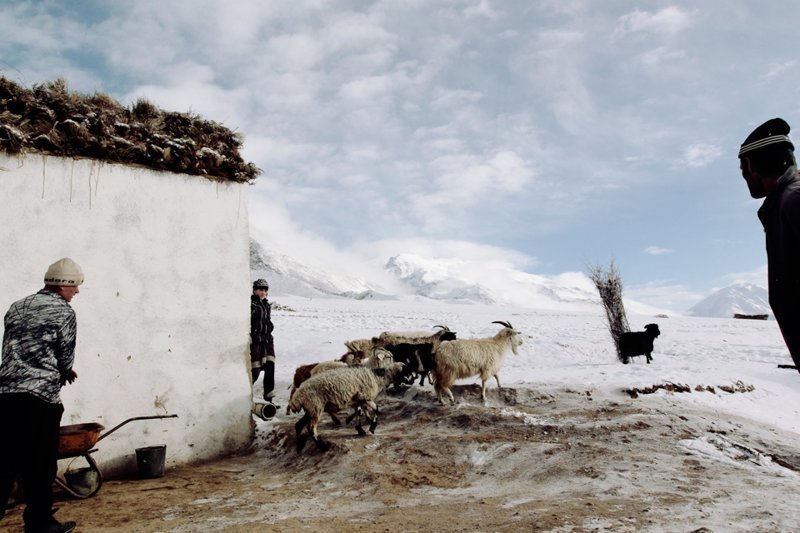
[[783, 177, 800, 199]]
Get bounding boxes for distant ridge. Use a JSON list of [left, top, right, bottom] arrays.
[[687, 283, 771, 319], [249, 239, 392, 300], [250, 239, 604, 311]]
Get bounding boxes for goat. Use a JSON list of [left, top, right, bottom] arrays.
[[377, 325, 457, 387], [619, 323, 661, 364], [288, 362, 405, 452], [342, 338, 375, 364], [432, 321, 523, 405]]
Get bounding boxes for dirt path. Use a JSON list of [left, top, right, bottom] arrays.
[[4, 385, 800, 532]]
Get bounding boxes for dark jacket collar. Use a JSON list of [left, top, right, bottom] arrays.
[[760, 165, 798, 216]]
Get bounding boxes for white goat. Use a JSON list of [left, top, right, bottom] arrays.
[[432, 321, 523, 405], [288, 361, 405, 452]]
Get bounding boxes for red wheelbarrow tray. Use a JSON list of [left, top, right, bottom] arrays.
[[58, 422, 105, 457]]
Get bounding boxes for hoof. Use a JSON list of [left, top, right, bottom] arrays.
[[295, 436, 307, 453], [315, 439, 331, 452]]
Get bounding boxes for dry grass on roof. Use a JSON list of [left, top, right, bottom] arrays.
[[0, 77, 260, 183]]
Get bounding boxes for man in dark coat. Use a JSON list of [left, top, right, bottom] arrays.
[[251, 278, 276, 403], [0, 258, 82, 533], [739, 118, 800, 370]]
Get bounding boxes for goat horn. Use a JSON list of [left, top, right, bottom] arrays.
[[433, 325, 449, 331], [492, 320, 512, 329]]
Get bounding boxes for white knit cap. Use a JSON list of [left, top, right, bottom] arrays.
[[44, 257, 84, 286]]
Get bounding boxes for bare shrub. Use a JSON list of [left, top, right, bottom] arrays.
[[588, 261, 630, 362]]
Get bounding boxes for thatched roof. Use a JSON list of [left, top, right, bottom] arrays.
[[0, 77, 260, 183]]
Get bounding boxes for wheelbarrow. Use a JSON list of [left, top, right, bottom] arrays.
[[55, 414, 178, 498]]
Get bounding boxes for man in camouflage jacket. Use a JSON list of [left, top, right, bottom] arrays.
[[0, 258, 83, 533]]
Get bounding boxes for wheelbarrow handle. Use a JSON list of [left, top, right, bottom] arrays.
[[97, 414, 179, 442]]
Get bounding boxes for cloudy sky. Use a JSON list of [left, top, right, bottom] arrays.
[[2, 1, 798, 312]]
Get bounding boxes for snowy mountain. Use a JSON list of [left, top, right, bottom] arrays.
[[384, 254, 497, 304], [253, 239, 778, 317], [249, 239, 393, 300], [251, 240, 605, 311], [686, 283, 771, 319], [383, 253, 603, 310]]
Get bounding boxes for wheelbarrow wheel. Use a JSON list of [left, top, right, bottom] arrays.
[[55, 453, 103, 499]]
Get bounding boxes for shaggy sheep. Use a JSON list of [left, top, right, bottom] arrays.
[[286, 358, 348, 415], [288, 362, 405, 452], [619, 323, 661, 364], [286, 347, 393, 416], [432, 321, 523, 405]]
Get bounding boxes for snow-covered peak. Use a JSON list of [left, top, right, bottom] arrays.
[[687, 282, 771, 319], [250, 239, 393, 300]]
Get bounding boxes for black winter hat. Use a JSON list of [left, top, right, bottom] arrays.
[[739, 117, 794, 158]]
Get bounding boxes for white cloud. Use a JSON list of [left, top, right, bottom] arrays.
[[430, 88, 484, 110], [263, 33, 326, 72], [645, 246, 673, 256], [763, 60, 797, 81], [349, 237, 538, 270], [635, 46, 687, 68], [249, 193, 399, 288], [464, 0, 499, 20], [613, 6, 694, 38], [721, 265, 768, 288], [339, 74, 395, 103], [683, 142, 723, 168], [409, 149, 535, 227], [626, 280, 704, 314]]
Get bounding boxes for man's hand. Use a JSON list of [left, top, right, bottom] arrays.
[[67, 369, 78, 384]]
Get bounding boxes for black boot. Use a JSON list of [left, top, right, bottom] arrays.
[[24, 508, 76, 533]]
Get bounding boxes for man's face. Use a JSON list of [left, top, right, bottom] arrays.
[[57, 285, 80, 303], [254, 287, 268, 300], [740, 157, 767, 199]]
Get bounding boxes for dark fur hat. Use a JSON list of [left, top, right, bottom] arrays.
[[739, 118, 794, 158]]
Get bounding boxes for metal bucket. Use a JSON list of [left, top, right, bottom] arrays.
[[64, 467, 101, 496], [135, 445, 166, 478]]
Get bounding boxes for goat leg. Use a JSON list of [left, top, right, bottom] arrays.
[[295, 413, 311, 453], [309, 417, 330, 452]]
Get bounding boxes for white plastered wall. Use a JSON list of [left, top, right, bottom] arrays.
[[0, 153, 254, 476]]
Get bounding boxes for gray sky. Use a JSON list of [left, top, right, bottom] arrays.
[[2, 1, 798, 312]]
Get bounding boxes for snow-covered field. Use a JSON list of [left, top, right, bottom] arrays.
[[228, 295, 800, 531], [269, 295, 798, 435]]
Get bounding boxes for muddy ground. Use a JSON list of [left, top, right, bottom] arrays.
[[4, 385, 800, 532]]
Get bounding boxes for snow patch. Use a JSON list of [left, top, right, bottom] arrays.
[[680, 434, 797, 477]]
